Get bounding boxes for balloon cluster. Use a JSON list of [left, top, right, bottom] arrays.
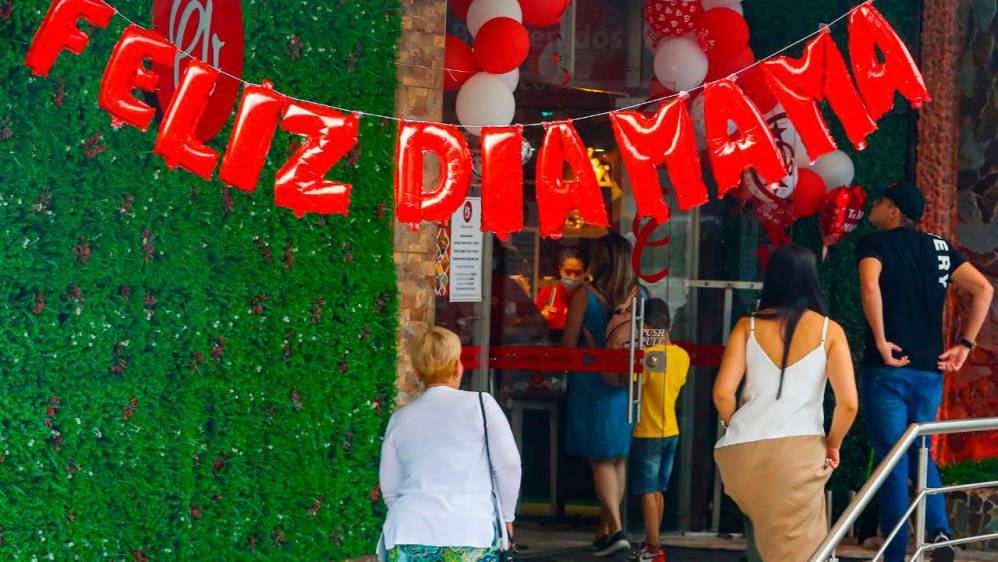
[[445, 0, 572, 135]]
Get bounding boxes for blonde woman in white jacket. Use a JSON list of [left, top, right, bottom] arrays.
[[378, 327, 522, 562]]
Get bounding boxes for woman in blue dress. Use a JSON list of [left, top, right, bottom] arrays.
[[561, 233, 639, 557]]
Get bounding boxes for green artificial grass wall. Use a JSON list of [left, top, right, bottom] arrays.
[[746, 0, 920, 526], [0, 1, 399, 558]]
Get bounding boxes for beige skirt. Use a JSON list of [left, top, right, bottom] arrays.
[[715, 435, 833, 562]]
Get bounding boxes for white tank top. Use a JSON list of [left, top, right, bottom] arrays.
[[716, 315, 829, 448]]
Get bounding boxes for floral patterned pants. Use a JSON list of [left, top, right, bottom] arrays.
[[388, 544, 499, 562]]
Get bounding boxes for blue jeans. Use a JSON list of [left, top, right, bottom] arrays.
[[629, 436, 679, 494], [862, 367, 951, 562]]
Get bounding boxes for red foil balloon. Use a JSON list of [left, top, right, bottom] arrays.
[[480, 126, 525, 241], [219, 81, 287, 193], [153, 60, 221, 180], [535, 121, 608, 239], [610, 98, 708, 225], [274, 103, 359, 218], [474, 17, 530, 74], [848, 2, 931, 121], [24, 0, 114, 76], [394, 121, 473, 229], [707, 45, 755, 83], [738, 67, 779, 114], [791, 168, 827, 218], [819, 185, 867, 249], [98, 25, 177, 131], [762, 30, 876, 161], [703, 79, 786, 199], [444, 35, 478, 92]]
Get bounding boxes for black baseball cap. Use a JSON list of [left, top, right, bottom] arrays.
[[882, 181, 925, 222]]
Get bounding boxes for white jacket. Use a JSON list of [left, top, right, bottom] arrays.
[[378, 387, 521, 551]]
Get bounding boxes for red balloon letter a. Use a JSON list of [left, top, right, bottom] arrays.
[[536, 122, 608, 239], [394, 122, 472, 230], [703, 80, 786, 199], [848, 1, 931, 121], [610, 99, 708, 225], [24, 0, 115, 76]]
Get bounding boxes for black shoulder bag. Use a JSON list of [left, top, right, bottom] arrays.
[[478, 392, 520, 562]]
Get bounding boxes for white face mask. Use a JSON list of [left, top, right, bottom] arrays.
[[561, 277, 581, 288]]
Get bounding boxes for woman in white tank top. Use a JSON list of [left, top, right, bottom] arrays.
[[713, 245, 859, 562]]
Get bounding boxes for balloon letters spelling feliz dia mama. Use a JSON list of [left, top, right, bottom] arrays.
[[394, 122, 472, 230], [24, 0, 115, 76], [153, 60, 221, 180], [703, 79, 786, 199], [98, 25, 177, 131], [761, 30, 876, 161], [480, 126, 525, 241], [219, 81, 287, 193], [274, 103, 359, 218], [848, 2, 931, 121], [610, 98, 708, 225], [535, 122, 609, 239]]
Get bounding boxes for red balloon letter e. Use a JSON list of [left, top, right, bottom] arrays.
[[394, 121, 472, 231], [24, 0, 115, 76], [98, 25, 176, 131], [274, 103, 359, 218]]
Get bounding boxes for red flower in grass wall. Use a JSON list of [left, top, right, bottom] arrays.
[[32, 291, 45, 315], [52, 77, 65, 108], [308, 495, 324, 516], [191, 505, 202, 519], [141, 230, 156, 263], [82, 133, 106, 159], [0, 0, 13, 21], [73, 237, 91, 265], [371, 484, 381, 503]]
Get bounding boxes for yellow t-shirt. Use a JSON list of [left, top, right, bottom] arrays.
[[633, 344, 690, 438]]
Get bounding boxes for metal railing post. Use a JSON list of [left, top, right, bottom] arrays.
[[913, 436, 929, 562]]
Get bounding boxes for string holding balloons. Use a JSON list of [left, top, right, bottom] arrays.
[[21, 0, 929, 243]]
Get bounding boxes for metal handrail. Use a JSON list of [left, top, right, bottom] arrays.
[[808, 417, 998, 562]]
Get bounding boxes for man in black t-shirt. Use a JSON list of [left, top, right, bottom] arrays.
[[856, 182, 994, 562]]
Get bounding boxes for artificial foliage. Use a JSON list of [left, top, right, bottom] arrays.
[[0, 0, 400, 558]]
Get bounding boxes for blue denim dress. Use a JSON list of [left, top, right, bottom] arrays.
[[565, 289, 633, 459]]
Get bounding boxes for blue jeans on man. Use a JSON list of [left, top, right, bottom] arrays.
[[862, 367, 952, 562]]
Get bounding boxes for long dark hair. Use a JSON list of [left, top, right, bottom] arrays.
[[589, 232, 638, 307], [754, 244, 827, 399]]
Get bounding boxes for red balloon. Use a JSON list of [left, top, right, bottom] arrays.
[[474, 17, 530, 74], [153, 60, 221, 180], [535, 121, 608, 238], [738, 66, 779, 114], [762, 30, 876, 161], [520, 0, 571, 27], [754, 200, 793, 247], [791, 168, 827, 218], [450, 0, 473, 21], [696, 8, 749, 65], [610, 98, 708, 225], [480, 126, 525, 241], [444, 35, 478, 91], [24, 0, 114, 76], [703, 79, 786, 199], [394, 121, 473, 229], [819, 185, 867, 249], [645, 0, 701, 38], [706, 45, 755, 83], [649, 78, 675, 101], [98, 25, 177, 131], [219, 81, 287, 193], [275, 103, 359, 218], [848, 3, 931, 121]]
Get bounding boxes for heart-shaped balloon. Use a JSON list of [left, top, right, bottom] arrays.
[[819, 185, 867, 250], [645, 0, 701, 38]]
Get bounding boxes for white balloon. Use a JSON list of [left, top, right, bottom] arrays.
[[811, 150, 855, 190], [653, 37, 708, 93], [702, 0, 744, 14], [467, 0, 522, 36], [490, 68, 519, 92], [456, 73, 516, 136]]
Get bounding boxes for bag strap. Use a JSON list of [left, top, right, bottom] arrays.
[[478, 392, 506, 546]]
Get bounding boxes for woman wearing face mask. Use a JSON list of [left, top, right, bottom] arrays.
[[535, 253, 585, 330]]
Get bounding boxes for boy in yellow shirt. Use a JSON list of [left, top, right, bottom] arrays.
[[629, 299, 690, 562]]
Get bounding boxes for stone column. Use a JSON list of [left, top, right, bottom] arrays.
[[393, 0, 446, 406], [914, 0, 965, 462]]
